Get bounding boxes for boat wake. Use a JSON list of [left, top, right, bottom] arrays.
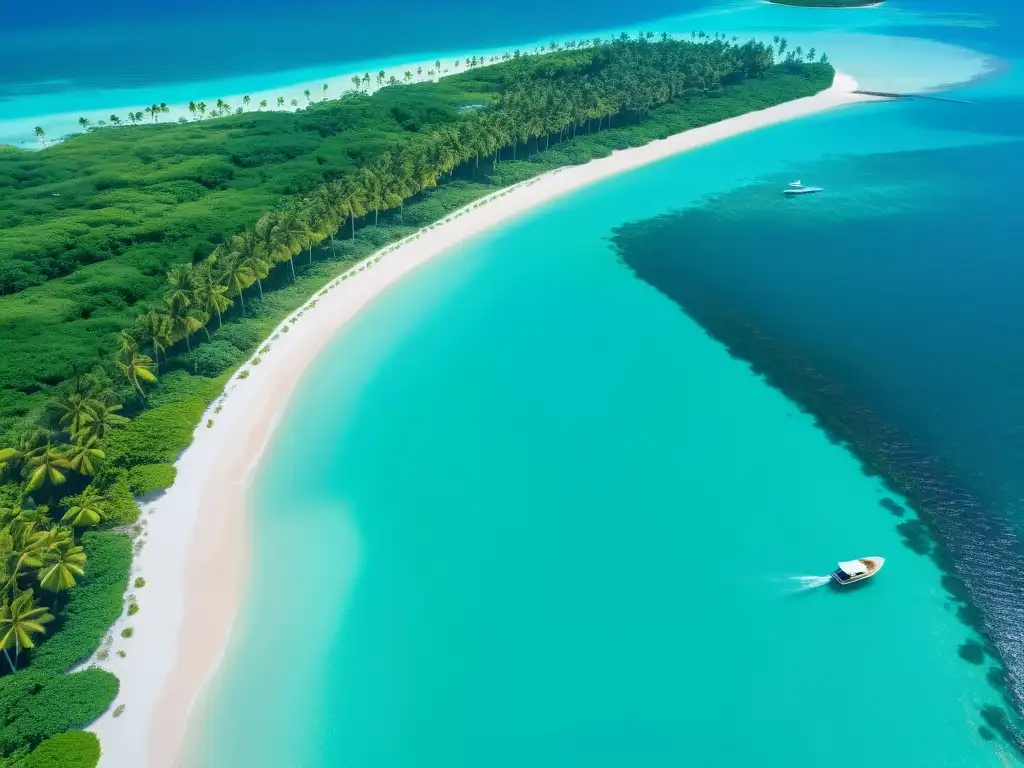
[[786, 575, 833, 592]]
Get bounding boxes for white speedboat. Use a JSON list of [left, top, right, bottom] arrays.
[[784, 181, 823, 196], [831, 557, 885, 585]]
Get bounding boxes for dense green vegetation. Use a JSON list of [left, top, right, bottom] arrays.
[[0, 31, 832, 760], [0, 668, 116, 763], [21, 731, 100, 768]]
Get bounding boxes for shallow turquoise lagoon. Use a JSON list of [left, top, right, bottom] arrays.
[[191, 101, 1019, 766]]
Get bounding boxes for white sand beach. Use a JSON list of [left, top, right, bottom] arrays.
[[87, 72, 876, 768]]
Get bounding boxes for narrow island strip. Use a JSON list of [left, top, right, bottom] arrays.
[[118, 71, 874, 768], [0, 34, 877, 768]]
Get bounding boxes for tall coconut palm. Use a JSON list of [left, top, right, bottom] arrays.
[[53, 392, 101, 437], [115, 333, 158, 399], [166, 264, 194, 314], [38, 542, 87, 606], [340, 181, 368, 240], [23, 441, 71, 493], [4, 524, 49, 595], [323, 83, 329, 100], [276, 96, 285, 108], [258, 211, 306, 280], [65, 435, 105, 478], [243, 95, 252, 111], [359, 165, 386, 227], [62, 486, 106, 528], [188, 101, 197, 119], [165, 298, 204, 353], [134, 310, 173, 369], [214, 252, 255, 313], [303, 89, 311, 103], [195, 263, 233, 326], [377, 71, 385, 87], [259, 99, 268, 109], [78, 403, 128, 442], [33, 126, 46, 147], [0, 590, 52, 671], [228, 232, 269, 298]]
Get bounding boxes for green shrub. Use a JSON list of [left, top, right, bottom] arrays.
[[0, 668, 117, 760], [23, 731, 100, 768], [31, 532, 131, 672], [176, 339, 247, 377], [125, 463, 176, 496], [133, 577, 145, 588], [99, 472, 141, 525], [120, 628, 133, 639], [127, 603, 139, 616]]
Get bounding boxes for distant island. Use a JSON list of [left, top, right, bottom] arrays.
[[769, 0, 881, 6]]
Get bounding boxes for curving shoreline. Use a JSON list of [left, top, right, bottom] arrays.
[[87, 73, 877, 768]]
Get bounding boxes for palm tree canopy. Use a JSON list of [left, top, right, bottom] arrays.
[[0, 590, 53, 655], [62, 486, 106, 528], [24, 441, 71, 493], [38, 542, 87, 594]]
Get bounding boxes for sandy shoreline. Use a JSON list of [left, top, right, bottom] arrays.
[[87, 73, 875, 768]]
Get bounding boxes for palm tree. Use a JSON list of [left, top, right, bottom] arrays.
[[110, 114, 122, 126], [135, 310, 173, 368], [404, 71, 412, 84], [65, 435, 105, 478], [388, 75, 399, 87], [165, 298, 204, 353], [243, 95, 252, 111], [188, 101, 197, 119], [23, 440, 71, 493], [259, 99, 268, 109], [0, 590, 53, 671], [33, 126, 46, 147], [213, 251, 255, 313], [290, 99, 298, 108], [277, 96, 285, 108], [191, 262, 233, 327], [435, 59, 441, 78], [38, 542, 87, 606], [116, 332, 158, 399], [62, 486, 106, 528], [166, 264, 195, 314], [417, 66, 423, 81], [322, 83, 329, 100], [304, 89, 311, 103], [351, 75, 361, 92], [362, 72, 371, 88], [377, 71, 385, 87], [54, 392, 101, 437], [78, 402, 128, 442], [807, 47, 816, 62], [256, 211, 306, 280], [77, 117, 90, 131]]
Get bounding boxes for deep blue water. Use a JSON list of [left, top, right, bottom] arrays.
[[611, 89, 1024, 732], [2, 0, 1020, 96]]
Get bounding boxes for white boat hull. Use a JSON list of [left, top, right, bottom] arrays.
[[784, 186, 823, 196], [831, 556, 885, 585]]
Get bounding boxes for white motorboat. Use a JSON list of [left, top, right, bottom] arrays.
[[784, 180, 823, 196], [831, 557, 885, 585]]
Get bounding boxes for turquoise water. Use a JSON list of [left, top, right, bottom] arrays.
[[191, 96, 1021, 765]]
